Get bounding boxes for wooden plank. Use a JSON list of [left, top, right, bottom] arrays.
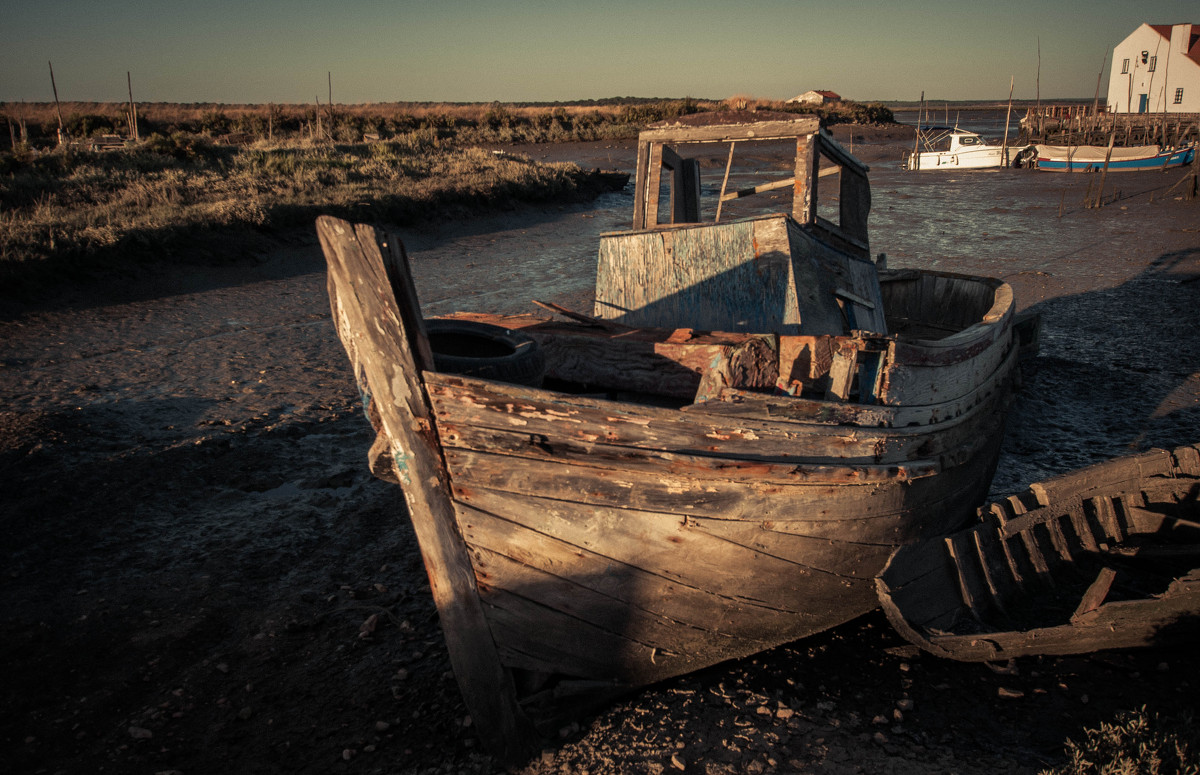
[[945, 534, 986, 622], [317, 216, 536, 761], [639, 117, 821, 145], [472, 545, 767, 667], [482, 586, 685, 684], [691, 518, 898, 580], [824, 347, 857, 400], [839, 159, 871, 247], [444, 447, 911, 523], [719, 176, 797, 202], [439, 421, 937, 487], [645, 143, 664, 228], [425, 371, 1003, 466], [889, 576, 1200, 661], [972, 528, 1011, 614], [1018, 527, 1055, 586], [678, 157, 701, 223], [632, 139, 651, 229], [1071, 567, 1118, 621], [1028, 447, 1177, 506], [793, 134, 819, 224], [456, 502, 796, 642], [453, 485, 873, 618], [693, 336, 779, 402]]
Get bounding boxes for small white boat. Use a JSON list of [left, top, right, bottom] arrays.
[[906, 128, 1014, 171]]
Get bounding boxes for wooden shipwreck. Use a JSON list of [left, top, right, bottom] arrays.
[[878, 444, 1200, 662], [316, 114, 1021, 760]]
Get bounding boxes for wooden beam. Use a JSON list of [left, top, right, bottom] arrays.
[[639, 117, 821, 145], [317, 216, 538, 762], [793, 134, 819, 224]]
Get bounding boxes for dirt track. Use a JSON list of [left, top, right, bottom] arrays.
[[2, 130, 1199, 774]]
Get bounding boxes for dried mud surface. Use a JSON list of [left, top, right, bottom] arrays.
[[3, 128, 1200, 775]]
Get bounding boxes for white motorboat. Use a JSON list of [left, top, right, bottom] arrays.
[[906, 127, 1014, 171]]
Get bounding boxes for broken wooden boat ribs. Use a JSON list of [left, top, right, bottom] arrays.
[[317, 113, 1030, 760], [878, 443, 1200, 662]]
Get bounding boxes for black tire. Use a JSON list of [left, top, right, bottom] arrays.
[[424, 319, 545, 387]]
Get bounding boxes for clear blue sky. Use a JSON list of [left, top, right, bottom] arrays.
[[2, 0, 1196, 104]]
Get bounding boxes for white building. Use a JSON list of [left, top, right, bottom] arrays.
[[1106, 23, 1200, 113], [786, 90, 841, 106]]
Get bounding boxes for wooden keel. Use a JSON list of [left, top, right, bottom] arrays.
[[317, 216, 539, 762]]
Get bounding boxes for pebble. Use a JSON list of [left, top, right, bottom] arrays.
[[375, 721, 390, 732], [997, 687, 1025, 699], [873, 731, 889, 744], [896, 698, 914, 711], [670, 753, 686, 770], [128, 726, 153, 739]]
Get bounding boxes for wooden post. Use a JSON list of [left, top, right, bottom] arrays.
[[1092, 132, 1116, 208], [910, 91, 923, 170], [316, 216, 538, 763], [126, 71, 139, 142], [1001, 76, 1014, 165], [793, 133, 819, 224], [715, 141, 736, 222], [327, 71, 335, 136], [48, 60, 65, 145]]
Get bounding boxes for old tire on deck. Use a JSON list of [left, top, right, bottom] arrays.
[[425, 319, 545, 387]]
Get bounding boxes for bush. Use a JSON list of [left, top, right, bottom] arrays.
[[143, 132, 218, 161], [1041, 707, 1200, 775]]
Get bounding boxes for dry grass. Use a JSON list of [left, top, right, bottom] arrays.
[[0, 132, 613, 287], [1041, 707, 1200, 775]]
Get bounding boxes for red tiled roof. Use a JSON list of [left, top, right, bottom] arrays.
[[1147, 23, 1200, 66]]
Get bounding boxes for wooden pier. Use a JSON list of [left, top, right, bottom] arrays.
[[1022, 105, 1200, 147]]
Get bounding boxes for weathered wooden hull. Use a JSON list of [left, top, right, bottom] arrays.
[[431, 371, 1010, 709], [417, 267, 1015, 729], [318, 129, 1019, 753], [877, 444, 1200, 662]]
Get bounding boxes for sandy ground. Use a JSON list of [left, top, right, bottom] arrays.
[[2, 127, 1200, 775]]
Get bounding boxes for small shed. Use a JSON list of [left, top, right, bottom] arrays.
[[787, 90, 842, 106]]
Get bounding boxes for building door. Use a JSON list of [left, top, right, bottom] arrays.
[[1138, 93, 1149, 113]]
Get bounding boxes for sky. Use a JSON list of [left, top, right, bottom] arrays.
[[2, 0, 1198, 105]]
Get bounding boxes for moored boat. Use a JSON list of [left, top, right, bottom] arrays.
[[1032, 142, 1196, 172], [905, 127, 1017, 171], [317, 114, 1022, 760], [877, 444, 1200, 662]]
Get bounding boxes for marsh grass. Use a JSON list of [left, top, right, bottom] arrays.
[[0, 97, 893, 289], [1041, 707, 1200, 775], [0, 132, 609, 287]]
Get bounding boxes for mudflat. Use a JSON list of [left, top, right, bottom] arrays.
[[2, 129, 1199, 774]]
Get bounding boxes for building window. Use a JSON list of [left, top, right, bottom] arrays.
[[1121, 58, 1130, 73], [1148, 56, 1157, 71], [1175, 88, 1185, 105]]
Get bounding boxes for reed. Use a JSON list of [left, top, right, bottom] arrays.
[[0, 133, 612, 288]]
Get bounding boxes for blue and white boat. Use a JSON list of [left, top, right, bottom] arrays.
[[1034, 143, 1196, 172]]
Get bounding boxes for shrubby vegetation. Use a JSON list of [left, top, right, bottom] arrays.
[[0, 96, 894, 286], [1040, 707, 1199, 775]]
